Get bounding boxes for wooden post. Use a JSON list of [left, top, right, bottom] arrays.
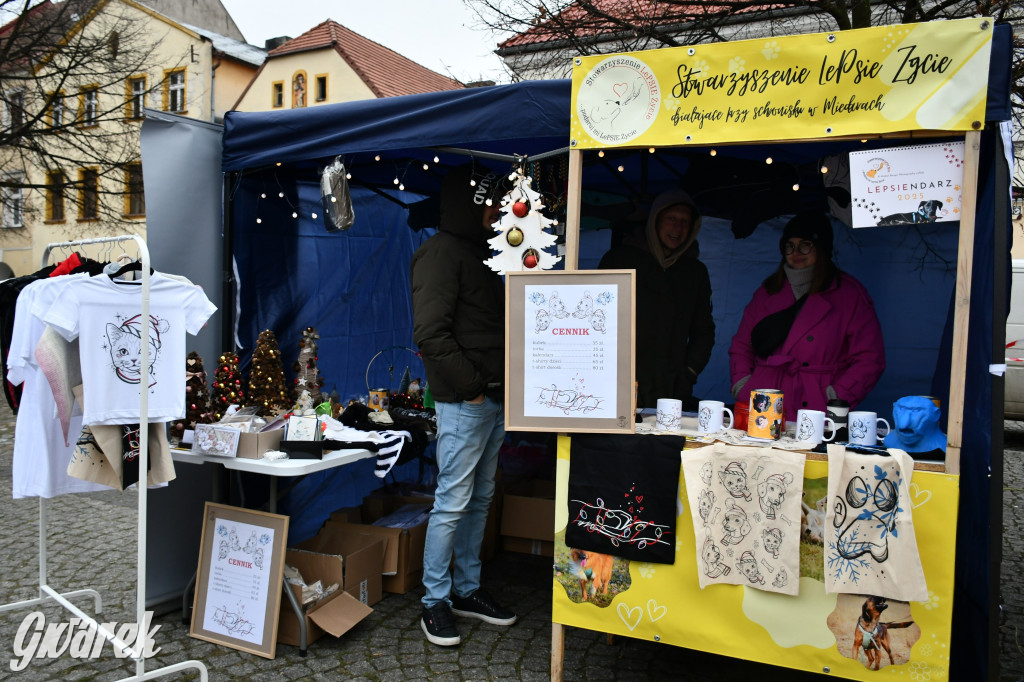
[[945, 129, 981, 476], [564, 149, 583, 272], [551, 622, 565, 681]]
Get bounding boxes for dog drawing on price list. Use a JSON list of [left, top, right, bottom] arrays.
[[569, 548, 614, 602], [852, 596, 914, 670]]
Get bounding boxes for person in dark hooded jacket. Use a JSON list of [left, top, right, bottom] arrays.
[[411, 164, 516, 647], [599, 188, 715, 411]]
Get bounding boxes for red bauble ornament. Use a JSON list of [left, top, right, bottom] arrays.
[[512, 201, 528, 218], [523, 251, 538, 269]]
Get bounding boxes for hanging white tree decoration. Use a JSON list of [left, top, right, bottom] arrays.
[[484, 167, 562, 274]]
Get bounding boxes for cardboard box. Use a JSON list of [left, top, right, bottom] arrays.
[[294, 526, 385, 606], [277, 544, 378, 648], [236, 426, 284, 460], [328, 494, 432, 595], [502, 536, 554, 557], [501, 479, 555, 554]]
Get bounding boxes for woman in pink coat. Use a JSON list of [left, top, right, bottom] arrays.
[[729, 212, 885, 422]]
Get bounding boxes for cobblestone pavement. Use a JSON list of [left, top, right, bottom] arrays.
[[0, 402, 1020, 681]]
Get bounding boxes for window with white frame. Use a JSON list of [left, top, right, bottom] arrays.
[[165, 70, 185, 112], [128, 76, 146, 119], [82, 87, 98, 125], [2, 173, 25, 228], [50, 93, 64, 128]]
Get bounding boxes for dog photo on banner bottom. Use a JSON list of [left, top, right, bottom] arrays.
[[554, 530, 632, 607], [826, 593, 921, 670]]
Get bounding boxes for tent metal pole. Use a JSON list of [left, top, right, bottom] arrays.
[[945, 129, 981, 476]]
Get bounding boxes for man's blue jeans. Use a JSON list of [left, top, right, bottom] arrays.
[[422, 396, 504, 607]]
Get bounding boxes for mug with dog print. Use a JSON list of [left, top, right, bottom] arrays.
[[656, 398, 682, 431], [848, 411, 891, 446], [698, 400, 734, 433], [795, 409, 836, 446]]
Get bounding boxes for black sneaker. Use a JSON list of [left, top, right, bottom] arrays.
[[421, 602, 461, 646], [450, 588, 517, 626]]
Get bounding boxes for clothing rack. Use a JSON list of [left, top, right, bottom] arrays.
[[0, 234, 207, 680]]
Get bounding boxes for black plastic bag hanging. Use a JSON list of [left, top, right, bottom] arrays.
[[320, 156, 355, 232]]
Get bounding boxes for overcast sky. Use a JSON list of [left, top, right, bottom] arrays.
[[218, 0, 511, 84]]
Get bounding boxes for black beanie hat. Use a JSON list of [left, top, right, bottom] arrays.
[[780, 211, 833, 258]]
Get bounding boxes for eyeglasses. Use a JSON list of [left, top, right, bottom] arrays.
[[783, 240, 815, 255]]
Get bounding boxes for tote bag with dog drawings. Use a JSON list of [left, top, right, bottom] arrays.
[[682, 443, 805, 596], [565, 433, 683, 564], [824, 444, 928, 602]]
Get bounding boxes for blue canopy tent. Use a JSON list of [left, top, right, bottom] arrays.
[[220, 26, 1013, 677]]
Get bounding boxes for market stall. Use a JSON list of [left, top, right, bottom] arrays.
[[542, 18, 1013, 682]]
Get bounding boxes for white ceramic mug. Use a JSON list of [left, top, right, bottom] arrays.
[[848, 411, 891, 446], [697, 400, 734, 433], [656, 398, 682, 431], [795, 409, 836, 445]]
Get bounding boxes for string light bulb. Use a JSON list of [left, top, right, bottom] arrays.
[[260, 193, 266, 198], [291, 212, 297, 218], [710, 149, 717, 157], [765, 157, 773, 165], [617, 165, 624, 172], [792, 183, 800, 191], [598, 150, 605, 157], [331, 196, 337, 203], [345, 172, 351, 180], [470, 179, 476, 186], [820, 165, 829, 174], [393, 177, 400, 185], [433, 155, 439, 163], [374, 155, 380, 161], [398, 183, 405, 190], [485, 198, 493, 206], [256, 218, 262, 224], [311, 212, 318, 219], [276, 162, 281, 167], [278, 192, 284, 198], [423, 163, 429, 170], [649, 147, 655, 154]]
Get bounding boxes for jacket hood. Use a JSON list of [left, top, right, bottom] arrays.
[[438, 164, 500, 243], [640, 188, 703, 269]]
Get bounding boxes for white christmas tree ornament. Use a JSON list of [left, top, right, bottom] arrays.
[[484, 168, 562, 274]]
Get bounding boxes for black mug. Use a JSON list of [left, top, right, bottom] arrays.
[[827, 399, 850, 442]]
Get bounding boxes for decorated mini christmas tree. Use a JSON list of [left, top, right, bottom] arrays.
[[292, 326, 324, 405], [170, 351, 213, 443], [247, 329, 293, 417], [484, 167, 562, 274], [210, 351, 246, 421]]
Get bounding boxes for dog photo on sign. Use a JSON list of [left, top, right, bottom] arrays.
[[826, 593, 921, 670], [553, 531, 632, 607]]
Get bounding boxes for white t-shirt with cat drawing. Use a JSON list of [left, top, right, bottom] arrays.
[[44, 273, 217, 425]]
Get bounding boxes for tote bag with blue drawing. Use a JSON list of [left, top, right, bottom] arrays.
[[565, 433, 683, 564], [824, 444, 928, 602]]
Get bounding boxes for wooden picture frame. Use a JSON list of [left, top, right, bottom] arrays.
[[506, 270, 635, 433], [190, 502, 289, 659]]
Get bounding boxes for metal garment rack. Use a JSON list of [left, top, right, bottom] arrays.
[[0, 234, 207, 681]]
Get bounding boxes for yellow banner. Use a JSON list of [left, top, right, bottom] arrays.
[[571, 18, 993, 147], [552, 437, 960, 681]]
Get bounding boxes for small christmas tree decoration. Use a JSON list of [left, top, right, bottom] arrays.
[[170, 352, 213, 442], [291, 326, 325, 405], [484, 167, 561, 274], [247, 330, 293, 417], [210, 351, 246, 421]]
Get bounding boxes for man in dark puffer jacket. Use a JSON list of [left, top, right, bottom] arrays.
[[411, 164, 516, 647]]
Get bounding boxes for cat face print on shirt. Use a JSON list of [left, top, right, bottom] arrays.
[[104, 314, 170, 386]]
